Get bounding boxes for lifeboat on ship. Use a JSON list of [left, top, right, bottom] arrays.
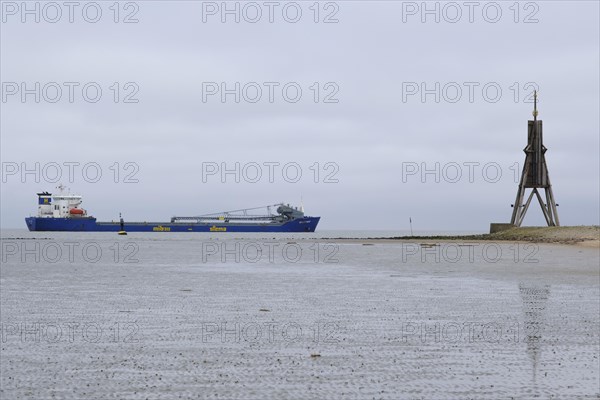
[[69, 208, 85, 216]]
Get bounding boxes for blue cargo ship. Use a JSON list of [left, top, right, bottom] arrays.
[[25, 190, 320, 232]]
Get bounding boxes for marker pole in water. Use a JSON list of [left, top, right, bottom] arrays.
[[118, 212, 127, 235], [409, 217, 413, 236]]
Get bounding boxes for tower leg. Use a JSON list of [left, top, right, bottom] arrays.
[[511, 162, 531, 226], [534, 189, 552, 226], [546, 186, 560, 226], [544, 189, 555, 226], [518, 190, 536, 227], [511, 185, 525, 225]]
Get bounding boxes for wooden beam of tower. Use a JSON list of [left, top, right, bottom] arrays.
[[534, 188, 552, 226], [511, 156, 530, 225], [517, 189, 537, 226]]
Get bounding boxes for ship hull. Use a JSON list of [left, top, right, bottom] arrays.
[[25, 216, 320, 233]]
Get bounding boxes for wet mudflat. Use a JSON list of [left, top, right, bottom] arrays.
[[1, 232, 598, 399]]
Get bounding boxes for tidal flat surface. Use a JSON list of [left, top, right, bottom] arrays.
[[1, 230, 599, 399]]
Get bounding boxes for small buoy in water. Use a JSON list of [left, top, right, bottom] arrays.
[[118, 230, 127, 236]]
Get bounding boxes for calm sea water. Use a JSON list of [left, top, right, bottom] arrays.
[[1, 229, 598, 399], [1, 228, 485, 239]]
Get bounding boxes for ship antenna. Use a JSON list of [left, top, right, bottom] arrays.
[[300, 195, 304, 213], [532, 90, 538, 121]]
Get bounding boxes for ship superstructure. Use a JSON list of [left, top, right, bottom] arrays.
[[36, 188, 88, 219]]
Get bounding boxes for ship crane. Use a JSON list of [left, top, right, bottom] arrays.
[[170, 203, 304, 224]]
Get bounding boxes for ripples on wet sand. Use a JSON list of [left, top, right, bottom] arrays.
[[1, 231, 599, 399]]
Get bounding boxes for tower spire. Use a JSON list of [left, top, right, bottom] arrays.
[[532, 90, 538, 121]]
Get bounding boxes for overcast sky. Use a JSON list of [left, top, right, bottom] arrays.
[[1, 0, 598, 231]]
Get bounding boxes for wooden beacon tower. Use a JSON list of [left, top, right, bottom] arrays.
[[510, 92, 559, 227]]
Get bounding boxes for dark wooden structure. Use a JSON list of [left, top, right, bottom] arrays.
[[510, 92, 559, 227]]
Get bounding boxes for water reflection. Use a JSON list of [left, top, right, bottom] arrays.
[[519, 282, 550, 383]]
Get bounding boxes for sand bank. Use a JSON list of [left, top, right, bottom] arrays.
[[314, 226, 600, 248]]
